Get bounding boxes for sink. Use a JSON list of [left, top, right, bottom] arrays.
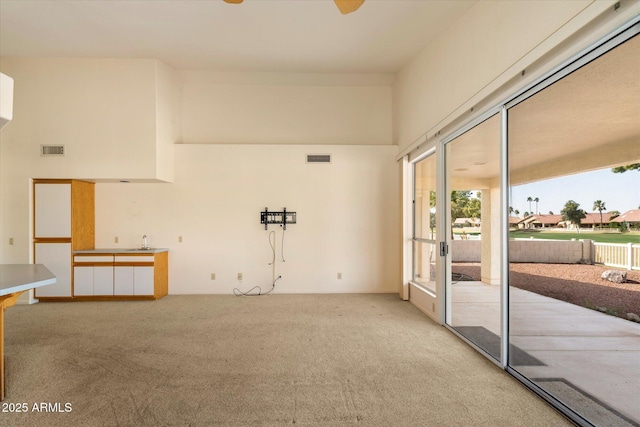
[[129, 248, 155, 251]]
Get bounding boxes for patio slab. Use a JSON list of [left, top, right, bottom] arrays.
[[450, 282, 640, 424]]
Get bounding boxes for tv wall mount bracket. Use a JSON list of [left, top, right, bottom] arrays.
[[260, 207, 297, 230]]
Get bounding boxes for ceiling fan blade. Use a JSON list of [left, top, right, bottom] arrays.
[[334, 0, 365, 15], [223, 0, 244, 3]]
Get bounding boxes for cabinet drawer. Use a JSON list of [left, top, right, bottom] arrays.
[[74, 255, 114, 264], [114, 255, 154, 265]]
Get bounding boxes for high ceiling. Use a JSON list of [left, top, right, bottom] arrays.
[[0, 0, 477, 73]]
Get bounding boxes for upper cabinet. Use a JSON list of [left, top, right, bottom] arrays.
[[34, 183, 71, 238], [34, 180, 95, 248]]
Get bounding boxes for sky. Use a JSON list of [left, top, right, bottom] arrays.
[[510, 167, 640, 216]]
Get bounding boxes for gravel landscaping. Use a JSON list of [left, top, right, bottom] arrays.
[[451, 262, 640, 321]]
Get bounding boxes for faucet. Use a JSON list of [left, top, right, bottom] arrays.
[[142, 235, 149, 249]]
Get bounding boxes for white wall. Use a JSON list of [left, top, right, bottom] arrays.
[[392, 0, 619, 152], [182, 72, 392, 145], [155, 61, 182, 182], [95, 144, 399, 294], [0, 58, 162, 180]]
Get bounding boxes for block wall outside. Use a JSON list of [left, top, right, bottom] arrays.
[[452, 239, 591, 264]]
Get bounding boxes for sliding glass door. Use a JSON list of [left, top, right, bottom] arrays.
[[407, 18, 639, 427]]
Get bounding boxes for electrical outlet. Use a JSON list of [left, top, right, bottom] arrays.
[[9, 237, 14, 245], [337, 272, 342, 279], [211, 273, 216, 280], [114, 236, 119, 243], [237, 272, 243, 281], [179, 236, 183, 243]]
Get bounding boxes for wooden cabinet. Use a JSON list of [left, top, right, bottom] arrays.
[[72, 255, 114, 296], [114, 266, 134, 295], [134, 266, 154, 295], [72, 251, 168, 300], [73, 265, 94, 296], [34, 242, 72, 297], [34, 183, 71, 238], [33, 179, 94, 300]]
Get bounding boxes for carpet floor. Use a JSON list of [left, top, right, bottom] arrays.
[[2, 294, 573, 426]]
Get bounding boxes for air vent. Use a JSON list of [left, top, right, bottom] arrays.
[[306, 154, 331, 164], [41, 145, 65, 156]]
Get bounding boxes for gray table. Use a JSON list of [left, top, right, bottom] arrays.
[[0, 264, 55, 400]]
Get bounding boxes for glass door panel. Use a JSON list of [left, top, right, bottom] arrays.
[[444, 114, 502, 362], [508, 33, 640, 425]]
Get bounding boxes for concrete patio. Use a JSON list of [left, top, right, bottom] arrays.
[[451, 282, 640, 426]]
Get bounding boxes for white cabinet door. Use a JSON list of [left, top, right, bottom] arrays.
[[35, 183, 71, 238], [73, 266, 94, 295], [93, 266, 114, 295], [114, 266, 134, 295], [35, 242, 72, 297], [134, 266, 154, 295]]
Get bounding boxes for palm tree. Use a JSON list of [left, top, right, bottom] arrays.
[[593, 200, 606, 229], [527, 197, 533, 213], [514, 209, 520, 216], [534, 197, 539, 214]]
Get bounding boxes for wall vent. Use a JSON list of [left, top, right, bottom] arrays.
[[306, 154, 331, 164], [41, 145, 65, 156]]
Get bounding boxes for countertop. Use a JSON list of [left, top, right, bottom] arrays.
[[74, 248, 169, 254], [0, 264, 56, 296]]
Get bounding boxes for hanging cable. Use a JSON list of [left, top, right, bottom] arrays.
[[267, 231, 276, 265], [233, 275, 281, 296], [281, 227, 286, 262], [234, 231, 279, 296]]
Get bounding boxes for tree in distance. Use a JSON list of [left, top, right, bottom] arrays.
[[593, 200, 606, 229], [561, 200, 586, 231]]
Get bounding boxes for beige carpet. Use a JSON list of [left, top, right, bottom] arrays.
[[3, 294, 572, 426]]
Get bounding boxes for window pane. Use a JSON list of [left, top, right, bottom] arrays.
[[413, 240, 437, 294], [414, 155, 436, 241]]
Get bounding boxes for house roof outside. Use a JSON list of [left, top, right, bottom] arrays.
[[520, 214, 563, 225], [610, 209, 640, 223], [581, 212, 615, 225]]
